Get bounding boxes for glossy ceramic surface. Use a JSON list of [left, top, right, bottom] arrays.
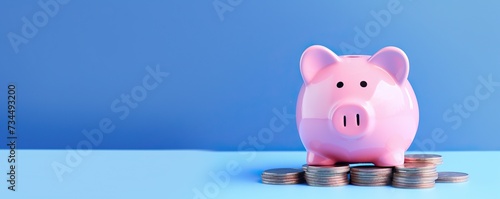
[[296, 45, 419, 166]]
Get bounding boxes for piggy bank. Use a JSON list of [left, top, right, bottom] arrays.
[[296, 45, 419, 167]]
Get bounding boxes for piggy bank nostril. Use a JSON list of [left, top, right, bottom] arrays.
[[343, 115, 346, 127], [356, 114, 360, 126]]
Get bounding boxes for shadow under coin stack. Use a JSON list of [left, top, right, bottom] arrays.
[[304, 164, 350, 187], [261, 168, 304, 185], [350, 166, 393, 186]]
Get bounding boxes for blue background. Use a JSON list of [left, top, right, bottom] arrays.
[[1, 0, 499, 151]]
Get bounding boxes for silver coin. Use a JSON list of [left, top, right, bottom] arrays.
[[404, 159, 442, 163], [306, 179, 349, 185], [351, 181, 390, 186], [305, 176, 348, 183], [392, 181, 435, 189], [351, 178, 391, 183], [305, 175, 348, 180], [436, 172, 469, 183], [350, 166, 393, 174], [350, 173, 392, 178], [350, 172, 392, 177], [405, 154, 442, 160], [395, 163, 436, 172], [262, 172, 303, 177], [307, 180, 349, 184], [405, 154, 443, 165], [262, 168, 304, 177], [305, 172, 346, 177], [348, 163, 375, 167], [307, 183, 348, 187], [262, 178, 303, 182], [393, 171, 438, 178], [306, 176, 347, 180], [305, 177, 347, 182], [404, 160, 442, 165], [350, 174, 391, 179], [305, 164, 352, 187], [350, 177, 392, 183], [306, 180, 349, 187], [262, 179, 303, 185], [261, 177, 303, 182], [393, 176, 438, 183], [261, 176, 302, 181], [307, 164, 350, 174], [351, 176, 391, 183], [349, 166, 392, 183]]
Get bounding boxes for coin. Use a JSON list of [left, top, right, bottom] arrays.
[[305, 164, 350, 187], [306, 181, 349, 187], [393, 176, 437, 183], [261, 176, 303, 182], [262, 179, 304, 185], [392, 181, 435, 189], [305, 173, 346, 179], [395, 163, 436, 172], [405, 154, 443, 165], [393, 172, 438, 179], [392, 162, 438, 189], [405, 154, 442, 160], [350, 166, 392, 186], [306, 177, 348, 183], [307, 164, 350, 174], [305, 174, 347, 180], [351, 181, 391, 186], [264, 153, 467, 188], [262, 168, 304, 177], [261, 168, 305, 185], [435, 172, 469, 183], [351, 176, 391, 183], [350, 166, 393, 174]]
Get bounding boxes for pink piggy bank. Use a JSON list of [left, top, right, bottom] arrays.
[[296, 45, 419, 167]]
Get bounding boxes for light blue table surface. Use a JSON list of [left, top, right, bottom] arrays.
[[0, 150, 498, 199]]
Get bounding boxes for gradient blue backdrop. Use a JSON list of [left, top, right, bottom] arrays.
[[1, 0, 499, 150]]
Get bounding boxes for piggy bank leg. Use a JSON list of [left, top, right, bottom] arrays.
[[307, 151, 336, 165], [374, 151, 404, 167]]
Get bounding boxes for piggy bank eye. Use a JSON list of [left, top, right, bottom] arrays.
[[336, 81, 344, 88], [360, 81, 367, 88]]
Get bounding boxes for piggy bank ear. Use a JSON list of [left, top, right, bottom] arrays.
[[368, 46, 409, 85], [300, 45, 341, 84]]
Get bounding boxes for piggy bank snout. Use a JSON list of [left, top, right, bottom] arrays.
[[332, 103, 370, 137]]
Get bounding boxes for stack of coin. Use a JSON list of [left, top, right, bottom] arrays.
[[304, 164, 350, 186], [261, 168, 304, 185], [404, 154, 443, 165], [263, 153, 469, 188], [350, 166, 393, 186], [392, 163, 438, 188]]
